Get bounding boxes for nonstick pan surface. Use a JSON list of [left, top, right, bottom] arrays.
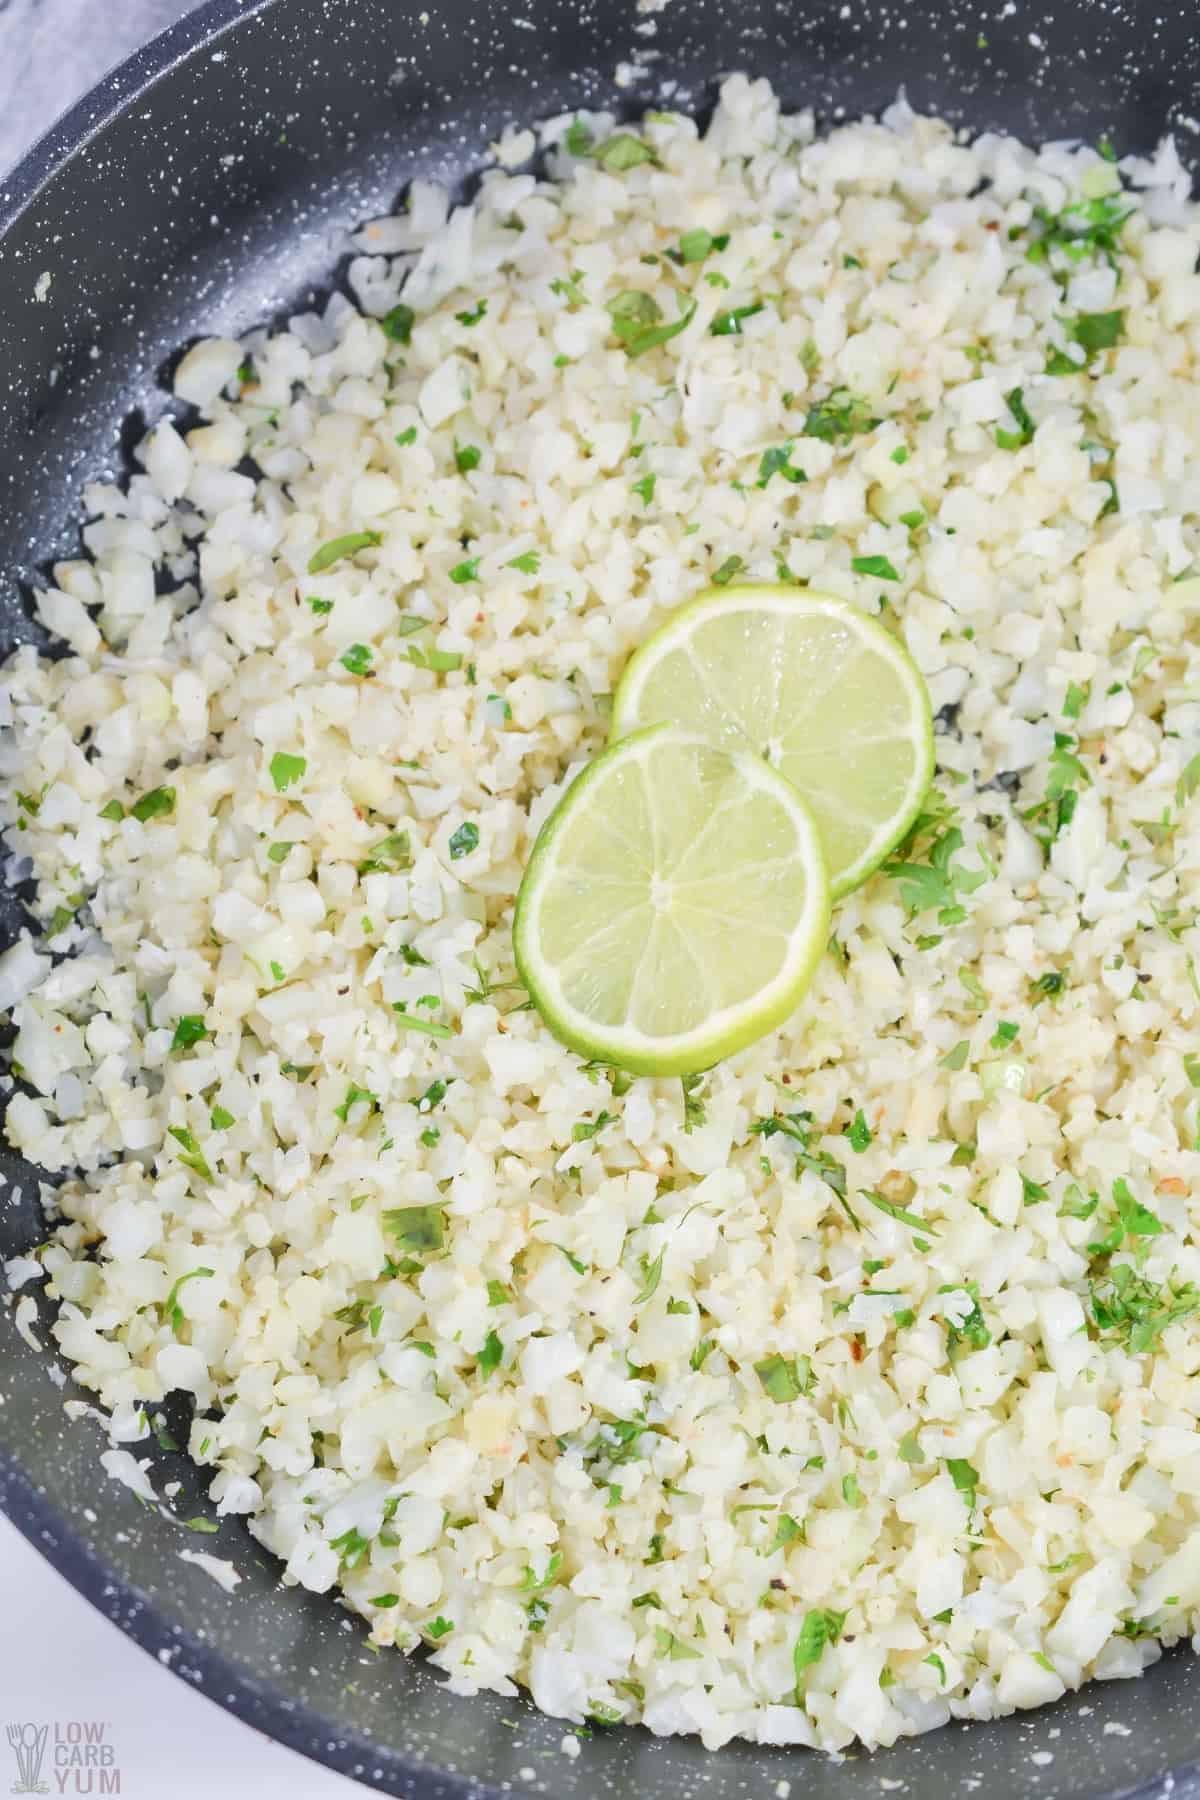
[[1, 1, 1198, 1794]]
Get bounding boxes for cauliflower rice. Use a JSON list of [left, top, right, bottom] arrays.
[[4, 74, 1200, 1755]]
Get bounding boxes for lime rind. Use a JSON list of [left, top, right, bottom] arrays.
[[513, 725, 832, 1075], [610, 585, 934, 898]]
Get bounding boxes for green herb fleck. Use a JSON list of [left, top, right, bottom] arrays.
[[308, 530, 382, 575], [382, 304, 415, 344], [269, 752, 306, 793], [851, 554, 900, 582], [710, 302, 765, 337], [754, 1353, 811, 1404], [131, 786, 176, 823], [170, 1015, 209, 1052], [162, 1266, 215, 1331], [846, 1109, 872, 1153], [449, 821, 480, 860]]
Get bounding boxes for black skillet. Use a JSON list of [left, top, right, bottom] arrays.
[[1, 0, 1197, 1794]]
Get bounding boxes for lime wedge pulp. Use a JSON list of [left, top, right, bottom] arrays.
[[610, 586, 934, 897], [513, 726, 831, 1075]]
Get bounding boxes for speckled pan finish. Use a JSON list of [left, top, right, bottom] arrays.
[[0, 1, 1198, 1795]]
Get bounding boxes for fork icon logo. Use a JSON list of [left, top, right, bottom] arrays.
[[5, 1724, 48, 1796]]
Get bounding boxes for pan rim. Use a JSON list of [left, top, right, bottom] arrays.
[[0, 0, 274, 241]]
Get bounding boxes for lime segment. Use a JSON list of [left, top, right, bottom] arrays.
[[610, 586, 934, 896], [513, 727, 831, 1075]]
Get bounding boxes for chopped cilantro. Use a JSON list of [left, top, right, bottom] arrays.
[[392, 1010, 454, 1039], [768, 1514, 802, 1553], [383, 1205, 444, 1251], [995, 386, 1036, 450], [381, 304, 415, 344], [1176, 753, 1200, 808], [508, 550, 540, 573], [339, 642, 374, 677], [754, 1353, 812, 1403], [334, 1083, 378, 1122], [710, 302, 765, 337], [550, 1243, 588, 1275], [455, 300, 488, 327], [803, 388, 879, 442], [755, 443, 807, 488], [680, 1071, 707, 1131], [943, 1282, 991, 1359], [357, 830, 411, 875], [946, 1457, 979, 1513], [863, 1189, 938, 1236], [307, 530, 382, 574], [1063, 680, 1090, 720], [564, 116, 593, 155], [846, 1108, 872, 1153], [635, 1250, 665, 1305], [475, 1329, 503, 1377], [793, 1609, 846, 1693], [455, 441, 482, 473], [1073, 309, 1124, 353], [883, 817, 987, 924], [269, 752, 306, 793], [712, 555, 744, 586], [594, 133, 655, 171], [851, 554, 900, 582], [131, 786, 175, 822], [449, 820, 480, 860], [572, 1110, 613, 1143], [167, 1127, 212, 1183], [162, 1266, 214, 1331], [669, 228, 730, 263], [606, 290, 697, 357], [171, 1016, 209, 1052], [449, 557, 480, 584]]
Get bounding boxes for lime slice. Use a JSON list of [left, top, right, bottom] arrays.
[[610, 586, 934, 897], [513, 726, 831, 1075]]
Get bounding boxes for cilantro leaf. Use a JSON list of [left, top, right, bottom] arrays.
[[307, 530, 382, 574]]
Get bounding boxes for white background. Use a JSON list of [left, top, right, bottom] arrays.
[[0, 3, 357, 1792], [1, 1514, 356, 1796]]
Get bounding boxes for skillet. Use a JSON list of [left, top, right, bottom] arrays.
[[1, 1, 1199, 1793]]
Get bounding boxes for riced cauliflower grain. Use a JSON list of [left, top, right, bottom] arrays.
[[4, 77, 1200, 1754]]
